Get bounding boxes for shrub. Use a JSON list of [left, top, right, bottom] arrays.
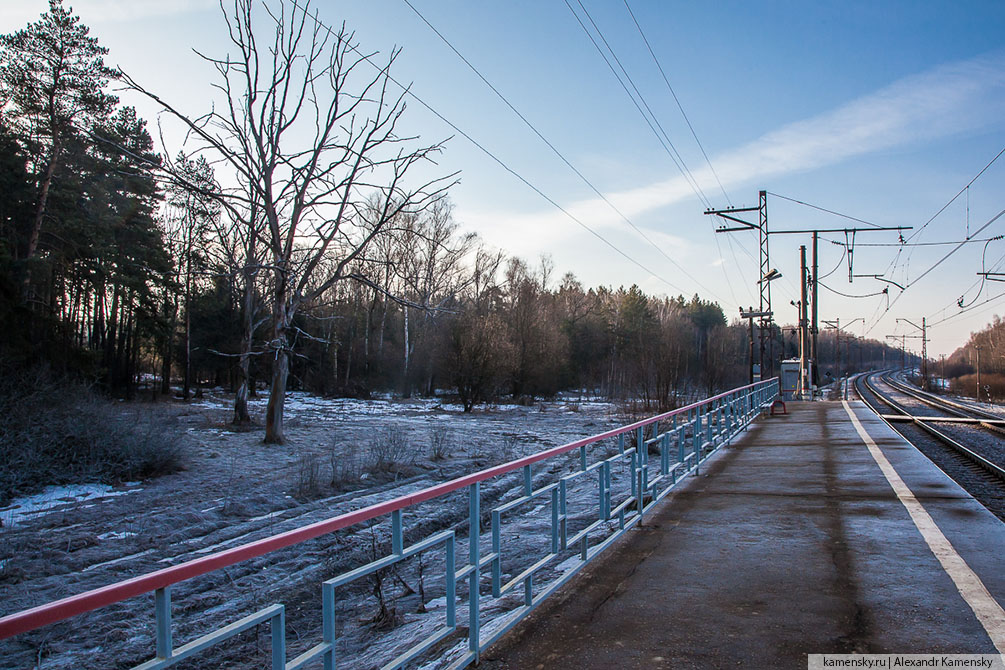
[[427, 424, 451, 461], [294, 448, 323, 500], [366, 427, 414, 475], [0, 363, 183, 504]]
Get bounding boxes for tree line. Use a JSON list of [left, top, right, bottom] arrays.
[[0, 1, 903, 445], [942, 315, 1005, 400]]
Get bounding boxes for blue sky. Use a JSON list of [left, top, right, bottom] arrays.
[[4, 1, 1005, 357]]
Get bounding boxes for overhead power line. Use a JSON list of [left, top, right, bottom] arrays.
[[286, 0, 693, 296], [622, 0, 730, 206], [616, 0, 754, 308], [562, 0, 765, 309], [400, 0, 723, 302], [564, 0, 710, 208]]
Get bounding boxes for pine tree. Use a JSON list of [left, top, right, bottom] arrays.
[[0, 0, 117, 262]]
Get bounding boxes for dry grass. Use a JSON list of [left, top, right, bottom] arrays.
[[0, 364, 183, 504]]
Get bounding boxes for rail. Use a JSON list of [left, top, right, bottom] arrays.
[[0, 378, 779, 669], [859, 372, 1005, 480]]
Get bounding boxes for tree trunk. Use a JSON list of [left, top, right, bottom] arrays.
[[364, 289, 377, 374], [345, 294, 357, 387], [378, 297, 388, 355], [161, 286, 177, 395], [25, 139, 61, 262], [233, 224, 257, 425], [182, 243, 193, 400], [105, 284, 120, 383], [125, 305, 137, 400], [265, 295, 289, 444], [402, 306, 410, 397], [233, 328, 253, 424]]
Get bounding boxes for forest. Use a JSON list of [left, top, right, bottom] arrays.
[[942, 315, 1005, 401], [0, 1, 903, 500]]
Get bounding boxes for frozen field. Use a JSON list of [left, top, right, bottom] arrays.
[[0, 390, 630, 669]]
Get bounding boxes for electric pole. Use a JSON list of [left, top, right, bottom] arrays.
[[811, 232, 819, 386], [887, 333, 924, 374], [823, 317, 863, 375], [896, 318, 929, 389], [823, 317, 842, 375], [975, 344, 982, 402], [706, 191, 910, 386], [886, 334, 907, 370], [706, 191, 774, 378], [740, 307, 772, 383], [799, 245, 809, 398]]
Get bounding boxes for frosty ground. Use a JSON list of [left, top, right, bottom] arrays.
[[0, 389, 630, 669]]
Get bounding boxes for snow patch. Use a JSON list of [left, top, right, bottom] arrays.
[[82, 549, 155, 573], [1, 483, 140, 528], [96, 531, 138, 541]]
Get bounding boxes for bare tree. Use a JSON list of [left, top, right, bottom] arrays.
[[124, 0, 454, 442], [447, 245, 509, 411], [393, 199, 476, 395], [163, 154, 218, 400]]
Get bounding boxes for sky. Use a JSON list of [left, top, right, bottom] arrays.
[[4, 0, 1005, 357]]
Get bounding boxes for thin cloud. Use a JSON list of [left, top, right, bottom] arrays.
[[468, 52, 1005, 242], [3, 0, 215, 26]]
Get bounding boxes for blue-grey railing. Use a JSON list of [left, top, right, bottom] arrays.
[[0, 378, 779, 669]]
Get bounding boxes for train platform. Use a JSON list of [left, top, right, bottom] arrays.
[[481, 400, 1005, 669]]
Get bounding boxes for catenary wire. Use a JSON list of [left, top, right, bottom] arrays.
[[902, 144, 1005, 245], [821, 282, 888, 299], [956, 235, 1005, 309], [883, 143, 1005, 281], [824, 236, 1003, 247], [928, 288, 1005, 328], [766, 192, 884, 229], [915, 238, 1005, 324], [866, 205, 1005, 334], [817, 246, 847, 280]]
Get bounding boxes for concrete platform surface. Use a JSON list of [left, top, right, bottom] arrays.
[[480, 401, 1005, 670]]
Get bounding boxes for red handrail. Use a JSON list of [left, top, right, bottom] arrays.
[[0, 379, 776, 640]]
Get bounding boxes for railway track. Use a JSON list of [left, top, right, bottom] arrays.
[[855, 371, 1005, 521], [883, 373, 1005, 430]]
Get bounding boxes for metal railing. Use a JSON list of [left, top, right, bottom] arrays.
[[0, 378, 779, 669]]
